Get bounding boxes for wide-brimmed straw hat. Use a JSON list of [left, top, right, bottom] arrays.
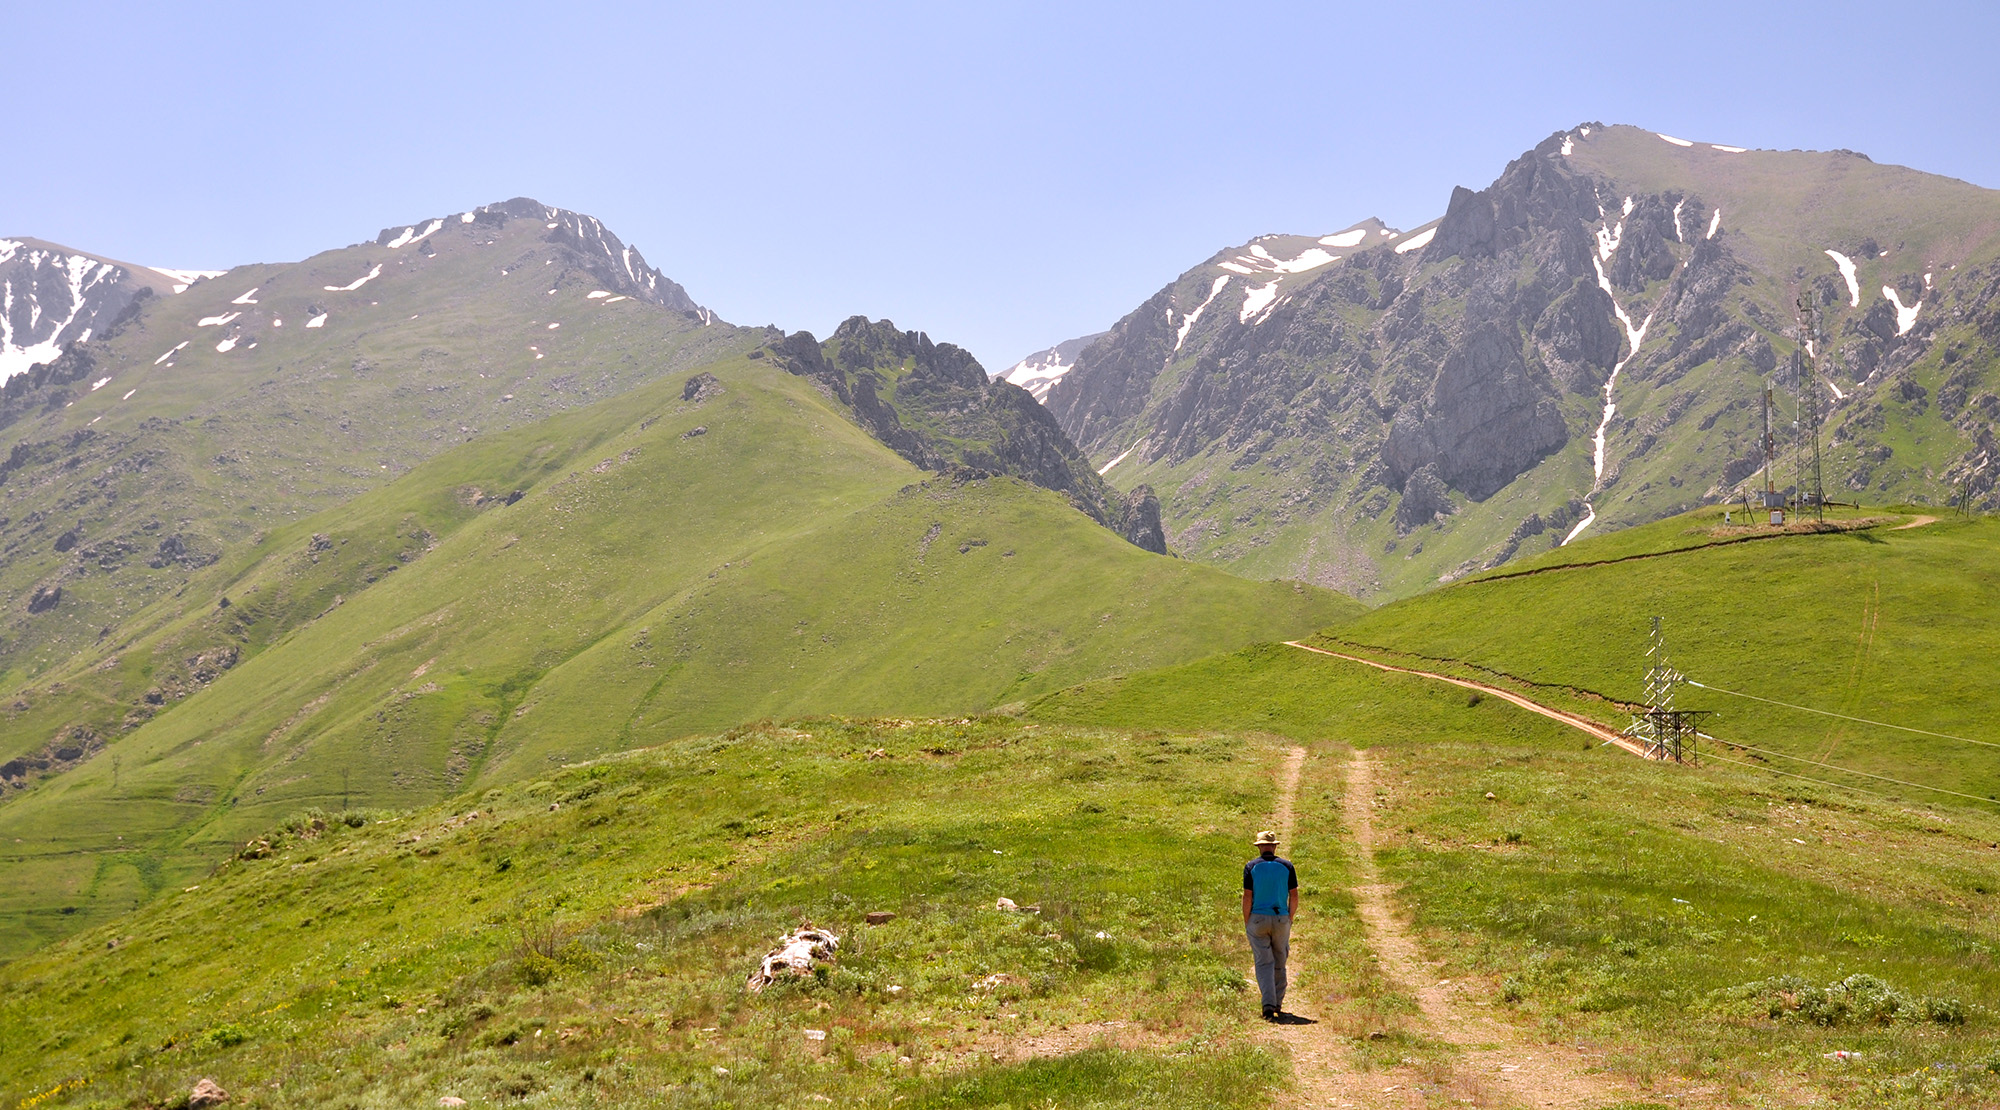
[[1253, 830, 1279, 846]]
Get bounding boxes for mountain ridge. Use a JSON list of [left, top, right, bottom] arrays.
[[1026, 122, 2000, 598]]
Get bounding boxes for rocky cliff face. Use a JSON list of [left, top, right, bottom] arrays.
[[1037, 124, 2000, 598], [762, 317, 1166, 553]]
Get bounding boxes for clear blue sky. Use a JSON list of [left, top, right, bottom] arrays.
[[10, 1, 1997, 371]]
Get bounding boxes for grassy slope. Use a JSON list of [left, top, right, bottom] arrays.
[[1328, 509, 2000, 804], [0, 353, 1358, 957], [0, 719, 1298, 1109], [482, 476, 1352, 785], [1030, 643, 2000, 1106], [0, 211, 745, 692], [12, 504, 2000, 1106]]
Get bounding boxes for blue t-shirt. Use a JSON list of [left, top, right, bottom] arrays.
[[1243, 853, 1297, 916]]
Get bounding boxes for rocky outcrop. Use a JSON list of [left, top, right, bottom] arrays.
[[762, 318, 1169, 552], [1394, 465, 1453, 533], [682, 372, 723, 404], [1120, 484, 1168, 554]]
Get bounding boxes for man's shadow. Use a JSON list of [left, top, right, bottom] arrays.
[[1271, 1012, 1317, 1025]]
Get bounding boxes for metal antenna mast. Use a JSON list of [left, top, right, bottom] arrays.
[[1796, 293, 1826, 522], [1761, 380, 1782, 521]]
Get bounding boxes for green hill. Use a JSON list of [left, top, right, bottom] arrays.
[[0, 200, 743, 697], [1032, 507, 2000, 808], [0, 349, 1357, 957]]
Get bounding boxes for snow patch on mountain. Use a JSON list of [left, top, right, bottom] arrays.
[[1176, 276, 1229, 351], [1393, 226, 1436, 254], [148, 266, 223, 293], [1097, 446, 1134, 475], [386, 219, 445, 249], [1658, 133, 1694, 147], [1711, 144, 1747, 153], [1596, 208, 1627, 260], [1883, 286, 1922, 335], [1568, 253, 1661, 545], [324, 264, 383, 292], [1825, 250, 1860, 306], [1239, 280, 1281, 323], [1707, 208, 1722, 239], [1319, 228, 1368, 248], [996, 331, 1107, 403], [0, 244, 131, 382]]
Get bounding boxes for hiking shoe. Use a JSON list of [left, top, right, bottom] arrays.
[[1261, 1004, 1278, 1021]]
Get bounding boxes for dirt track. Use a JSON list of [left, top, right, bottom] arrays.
[[1261, 745, 1702, 1108], [1283, 642, 1655, 760]]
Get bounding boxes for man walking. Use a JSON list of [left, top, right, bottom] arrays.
[[1242, 829, 1297, 1020]]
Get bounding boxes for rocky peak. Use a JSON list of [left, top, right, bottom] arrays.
[[826, 316, 986, 389], [0, 240, 158, 384], [374, 198, 711, 320], [759, 319, 1168, 553], [993, 332, 1106, 403]]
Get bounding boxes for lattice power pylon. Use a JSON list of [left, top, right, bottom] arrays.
[[1627, 616, 1703, 763]]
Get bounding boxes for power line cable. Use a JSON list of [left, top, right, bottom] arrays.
[[1703, 736, 1999, 807], [1699, 748, 1898, 802], [1685, 679, 2000, 750]]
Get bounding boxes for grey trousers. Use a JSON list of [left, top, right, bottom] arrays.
[[1245, 913, 1291, 1008]]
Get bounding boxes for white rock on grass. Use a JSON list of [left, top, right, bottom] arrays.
[[745, 924, 841, 991]]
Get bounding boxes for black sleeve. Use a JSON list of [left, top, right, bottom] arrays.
[[1286, 860, 1298, 890], [1243, 861, 1254, 890]]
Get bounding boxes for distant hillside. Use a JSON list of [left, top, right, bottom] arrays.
[[0, 349, 1357, 956], [1031, 124, 2000, 599], [0, 199, 742, 693]]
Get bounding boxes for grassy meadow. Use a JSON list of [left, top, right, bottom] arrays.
[[0, 719, 1303, 1109]]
